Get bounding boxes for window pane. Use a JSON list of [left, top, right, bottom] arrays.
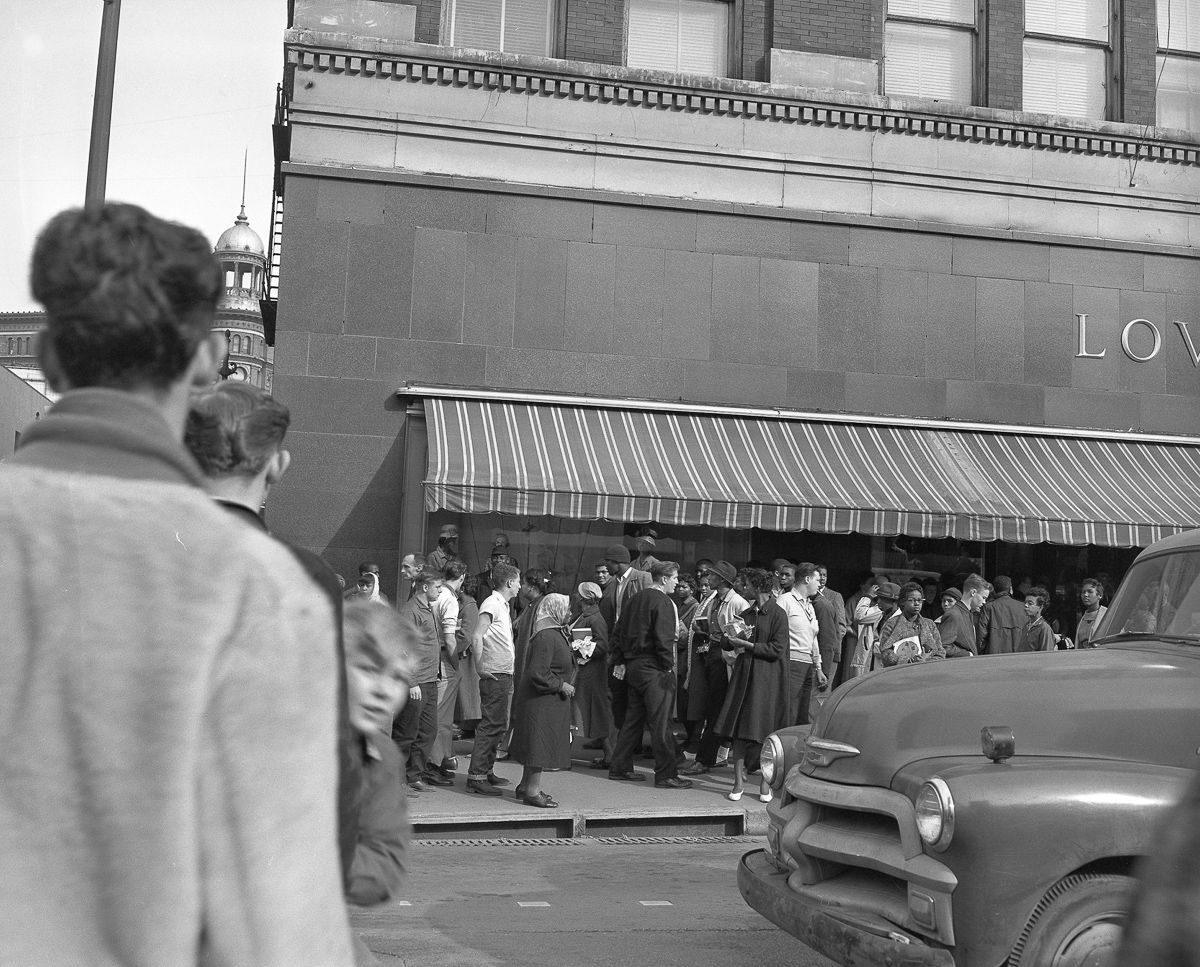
[[886, 22, 974, 101], [1158, 0, 1200, 50], [1025, 0, 1108, 41], [503, 0, 556, 56], [1157, 54, 1200, 128], [452, 0, 502, 49], [888, 0, 974, 25], [628, 0, 679, 69], [1023, 38, 1107, 119], [677, 0, 729, 74], [628, 0, 729, 76]]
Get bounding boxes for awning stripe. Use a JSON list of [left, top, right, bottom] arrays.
[[422, 397, 1200, 547]]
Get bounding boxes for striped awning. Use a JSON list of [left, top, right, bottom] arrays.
[[421, 395, 1200, 547]]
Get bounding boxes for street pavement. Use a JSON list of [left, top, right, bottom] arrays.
[[352, 838, 836, 967], [408, 735, 772, 839]]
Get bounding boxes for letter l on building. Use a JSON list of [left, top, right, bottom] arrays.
[[1075, 314, 1106, 358]]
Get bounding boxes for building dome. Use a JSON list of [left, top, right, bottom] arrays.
[[215, 207, 265, 257]]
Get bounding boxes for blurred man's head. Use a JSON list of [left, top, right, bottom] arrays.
[[31, 203, 224, 395]]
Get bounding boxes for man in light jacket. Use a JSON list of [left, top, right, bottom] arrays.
[[0, 203, 353, 967]]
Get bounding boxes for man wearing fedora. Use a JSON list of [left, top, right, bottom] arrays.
[[681, 560, 749, 776]]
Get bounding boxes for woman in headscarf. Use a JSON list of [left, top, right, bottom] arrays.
[[570, 582, 610, 755], [508, 594, 576, 808]]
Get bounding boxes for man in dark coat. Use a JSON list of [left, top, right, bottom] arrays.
[[608, 562, 691, 789], [592, 544, 652, 766], [939, 574, 988, 657], [813, 589, 842, 687], [977, 575, 1027, 655]]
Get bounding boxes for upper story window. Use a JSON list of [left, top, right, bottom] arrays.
[[1023, 0, 1110, 120], [1157, 0, 1200, 128], [627, 0, 730, 77], [884, 0, 976, 104], [446, 0, 557, 57]]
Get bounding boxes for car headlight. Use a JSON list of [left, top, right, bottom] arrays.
[[914, 777, 955, 852], [761, 734, 785, 789]]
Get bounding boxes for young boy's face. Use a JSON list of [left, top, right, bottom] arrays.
[[346, 648, 409, 735], [1024, 596, 1044, 619]]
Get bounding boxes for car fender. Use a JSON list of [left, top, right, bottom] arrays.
[[892, 757, 1193, 965]]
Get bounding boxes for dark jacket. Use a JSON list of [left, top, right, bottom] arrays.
[[938, 601, 978, 657], [397, 595, 441, 684], [346, 733, 409, 906], [813, 591, 842, 670], [977, 592, 1027, 655], [715, 600, 790, 743], [613, 586, 677, 671], [600, 567, 653, 660]]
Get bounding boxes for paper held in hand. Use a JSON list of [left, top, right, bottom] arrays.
[[571, 627, 596, 662]]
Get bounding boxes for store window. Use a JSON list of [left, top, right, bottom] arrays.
[[1023, 0, 1110, 120], [423, 513, 747, 602], [884, 0, 976, 104], [446, 0, 557, 57], [1157, 0, 1200, 128], [627, 0, 730, 77]]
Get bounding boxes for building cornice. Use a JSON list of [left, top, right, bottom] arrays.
[[285, 36, 1200, 167]]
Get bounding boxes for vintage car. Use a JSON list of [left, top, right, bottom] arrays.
[[738, 530, 1200, 967]]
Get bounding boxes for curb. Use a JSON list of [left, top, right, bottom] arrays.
[[413, 805, 768, 840]]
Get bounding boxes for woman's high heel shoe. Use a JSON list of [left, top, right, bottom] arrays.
[[727, 789, 744, 802]]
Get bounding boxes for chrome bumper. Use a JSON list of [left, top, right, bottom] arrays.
[[738, 849, 955, 967]]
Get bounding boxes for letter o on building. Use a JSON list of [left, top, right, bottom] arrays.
[[1121, 319, 1162, 362]]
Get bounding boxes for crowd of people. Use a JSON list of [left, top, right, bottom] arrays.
[[382, 539, 1115, 807]]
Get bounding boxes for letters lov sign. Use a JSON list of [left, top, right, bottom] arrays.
[[1076, 314, 1200, 365]]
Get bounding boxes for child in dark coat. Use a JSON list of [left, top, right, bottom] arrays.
[[342, 602, 415, 909]]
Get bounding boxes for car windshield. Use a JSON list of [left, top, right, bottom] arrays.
[[1100, 549, 1200, 645]]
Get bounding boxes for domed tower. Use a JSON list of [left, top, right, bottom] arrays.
[[213, 206, 272, 390]]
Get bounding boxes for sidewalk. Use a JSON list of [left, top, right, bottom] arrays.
[[407, 737, 771, 840]]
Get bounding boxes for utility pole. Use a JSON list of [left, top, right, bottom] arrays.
[[85, 0, 122, 212]]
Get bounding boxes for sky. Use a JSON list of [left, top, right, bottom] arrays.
[[2, 0, 288, 310]]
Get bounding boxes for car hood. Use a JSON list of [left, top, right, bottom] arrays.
[[802, 644, 1199, 788]]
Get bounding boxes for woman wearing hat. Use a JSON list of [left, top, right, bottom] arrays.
[[507, 594, 576, 807], [713, 568, 790, 803], [570, 582, 611, 756]]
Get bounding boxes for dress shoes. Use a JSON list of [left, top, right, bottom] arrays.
[[522, 792, 558, 808], [407, 779, 428, 793], [588, 757, 610, 770], [466, 778, 503, 796], [421, 772, 453, 787], [655, 776, 693, 789], [486, 772, 511, 786], [680, 761, 710, 776], [607, 770, 646, 782]]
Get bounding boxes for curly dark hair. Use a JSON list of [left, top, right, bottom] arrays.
[[30, 203, 221, 390], [184, 383, 289, 477], [522, 568, 556, 596]]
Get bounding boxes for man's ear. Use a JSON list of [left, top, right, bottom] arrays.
[[189, 330, 228, 387], [265, 448, 291, 486]]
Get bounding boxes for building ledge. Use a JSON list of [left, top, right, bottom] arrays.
[[285, 34, 1200, 166]]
